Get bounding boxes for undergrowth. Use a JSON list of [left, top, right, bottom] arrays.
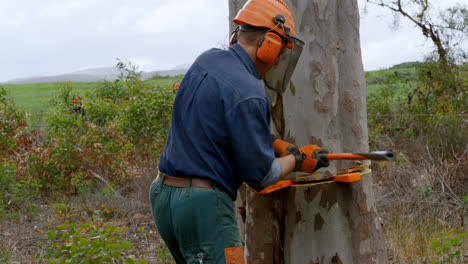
[[369, 56, 468, 262], [0, 61, 176, 263]]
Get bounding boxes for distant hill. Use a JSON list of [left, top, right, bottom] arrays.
[[3, 65, 190, 85]]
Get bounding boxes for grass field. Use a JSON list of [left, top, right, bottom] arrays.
[[365, 62, 419, 85], [2, 77, 183, 127], [3, 82, 98, 127]]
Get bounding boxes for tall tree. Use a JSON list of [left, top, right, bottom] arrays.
[[229, 0, 387, 263]]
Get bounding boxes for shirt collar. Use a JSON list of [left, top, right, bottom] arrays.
[[230, 44, 259, 79]]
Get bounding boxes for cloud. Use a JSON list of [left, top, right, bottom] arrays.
[[0, 1, 28, 29], [0, 15, 27, 29], [125, 57, 156, 71], [359, 1, 433, 70], [134, 0, 223, 34], [40, 0, 93, 20]]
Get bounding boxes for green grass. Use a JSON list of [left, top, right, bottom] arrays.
[[147, 78, 182, 88], [365, 63, 419, 102], [3, 82, 97, 127], [365, 67, 418, 86], [2, 77, 183, 128]]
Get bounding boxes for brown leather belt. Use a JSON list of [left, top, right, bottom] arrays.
[[157, 172, 215, 190]]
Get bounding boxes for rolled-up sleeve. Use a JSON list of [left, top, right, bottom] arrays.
[[226, 98, 279, 191]]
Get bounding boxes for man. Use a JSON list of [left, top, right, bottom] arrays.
[[70, 96, 84, 116], [150, 0, 328, 263]]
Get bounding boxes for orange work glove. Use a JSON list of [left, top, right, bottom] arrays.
[[298, 145, 330, 173], [272, 138, 298, 157], [272, 137, 330, 172], [272, 137, 303, 171]]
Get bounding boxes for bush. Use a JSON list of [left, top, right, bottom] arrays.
[[368, 58, 468, 262], [28, 61, 175, 193], [429, 228, 467, 264], [0, 159, 42, 214], [38, 207, 147, 264], [0, 87, 27, 156], [0, 160, 16, 213]]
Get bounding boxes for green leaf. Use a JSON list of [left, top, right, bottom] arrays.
[[138, 260, 147, 264], [121, 241, 131, 250], [47, 232, 56, 240], [91, 240, 100, 248], [111, 243, 121, 250], [70, 245, 77, 254], [79, 238, 89, 246], [111, 251, 121, 259], [126, 255, 136, 264]]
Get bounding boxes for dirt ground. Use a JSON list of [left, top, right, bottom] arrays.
[[0, 184, 170, 263]]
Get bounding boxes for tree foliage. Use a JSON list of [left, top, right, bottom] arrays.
[[364, 0, 468, 64]]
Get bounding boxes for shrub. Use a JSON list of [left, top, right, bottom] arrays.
[[369, 58, 468, 263], [0, 87, 27, 156], [28, 61, 175, 193], [0, 160, 16, 213], [38, 207, 147, 264], [429, 228, 467, 264], [0, 159, 42, 213]]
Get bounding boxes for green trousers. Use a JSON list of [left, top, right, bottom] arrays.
[[149, 175, 244, 264]]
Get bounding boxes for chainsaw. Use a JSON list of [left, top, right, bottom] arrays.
[[259, 151, 396, 194]]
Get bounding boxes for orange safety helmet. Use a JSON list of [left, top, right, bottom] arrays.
[[231, 0, 304, 94], [233, 0, 296, 38]]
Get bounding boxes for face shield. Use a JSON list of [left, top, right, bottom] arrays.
[[263, 36, 304, 94]]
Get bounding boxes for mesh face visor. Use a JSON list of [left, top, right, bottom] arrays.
[[264, 36, 304, 94]]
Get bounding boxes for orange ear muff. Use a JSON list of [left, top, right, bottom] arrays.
[[257, 32, 283, 64]]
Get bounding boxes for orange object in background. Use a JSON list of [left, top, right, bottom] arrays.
[[72, 96, 80, 104], [172, 82, 180, 93]]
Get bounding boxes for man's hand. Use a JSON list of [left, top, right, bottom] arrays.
[[272, 138, 297, 157], [272, 138, 303, 171], [272, 138, 329, 172], [298, 145, 330, 172]]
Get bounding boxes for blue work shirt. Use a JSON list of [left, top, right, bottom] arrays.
[[158, 44, 281, 200]]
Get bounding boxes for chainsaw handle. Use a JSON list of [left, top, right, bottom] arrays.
[[318, 151, 396, 161]]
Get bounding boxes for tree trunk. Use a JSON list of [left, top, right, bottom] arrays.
[[229, 0, 387, 263]]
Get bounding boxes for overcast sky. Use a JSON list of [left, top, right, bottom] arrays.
[[0, 0, 466, 82]]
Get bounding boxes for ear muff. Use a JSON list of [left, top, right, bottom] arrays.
[[257, 32, 283, 64]]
